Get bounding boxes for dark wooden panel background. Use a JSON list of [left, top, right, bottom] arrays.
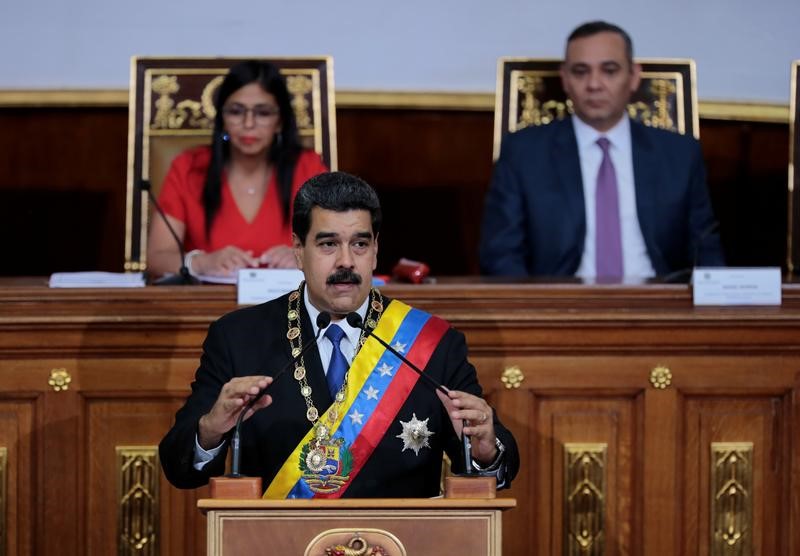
[[0, 104, 789, 276]]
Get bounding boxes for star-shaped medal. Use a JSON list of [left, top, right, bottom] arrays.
[[396, 413, 434, 455]]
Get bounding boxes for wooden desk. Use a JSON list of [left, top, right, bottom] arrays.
[[1, 280, 798, 555]]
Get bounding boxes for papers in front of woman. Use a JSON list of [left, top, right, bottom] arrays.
[[49, 272, 146, 288]]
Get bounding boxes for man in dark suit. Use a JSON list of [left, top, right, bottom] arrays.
[[160, 171, 518, 498], [480, 21, 724, 279]]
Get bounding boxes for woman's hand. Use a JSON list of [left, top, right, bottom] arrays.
[[193, 246, 259, 276], [259, 245, 298, 269]]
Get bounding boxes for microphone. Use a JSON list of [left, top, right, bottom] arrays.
[[139, 179, 198, 285], [345, 312, 477, 475], [229, 311, 331, 477]]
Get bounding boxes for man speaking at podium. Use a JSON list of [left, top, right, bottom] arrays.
[[160, 171, 519, 498]]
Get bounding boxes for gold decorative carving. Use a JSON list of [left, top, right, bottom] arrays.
[[509, 70, 684, 135], [48, 368, 71, 392], [286, 74, 314, 129], [649, 366, 672, 389], [145, 69, 320, 142], [710, 442, 753, 555], [149, 74, 215, 131], [627, 79, 677, 131], [0, 447, 6, 556], [117, 447, 159, 556], [304, 528, 406, 556], [501, 366, 524, 389], [564, 443, 606, 555]]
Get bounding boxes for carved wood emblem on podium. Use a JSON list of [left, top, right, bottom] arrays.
[[304, 529, 407, 556]]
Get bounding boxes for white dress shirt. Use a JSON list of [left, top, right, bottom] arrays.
[[572, 115, 656, 279]]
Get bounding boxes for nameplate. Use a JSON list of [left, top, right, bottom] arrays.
[[692, 267, 781, 306], [237, 269, 304, 305]]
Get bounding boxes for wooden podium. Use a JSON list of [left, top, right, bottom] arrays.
[[199, 498, 516, 555]]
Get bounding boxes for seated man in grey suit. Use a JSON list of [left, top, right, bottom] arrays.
[[480, 21, 725, 280]]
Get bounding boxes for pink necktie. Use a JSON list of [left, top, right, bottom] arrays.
[[595, 137, 623, 278]]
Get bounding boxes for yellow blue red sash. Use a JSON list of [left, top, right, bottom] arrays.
[[264, 299, 449, 499]]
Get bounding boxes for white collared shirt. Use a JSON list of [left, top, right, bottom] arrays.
[[303, 293, 369, 373], [571, 115, 655, 279]]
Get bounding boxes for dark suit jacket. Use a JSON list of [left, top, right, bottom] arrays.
[[479, 117, 725, 277], [159, 292, 519, 497]]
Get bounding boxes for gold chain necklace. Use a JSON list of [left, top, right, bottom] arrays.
[[286, 282, 384, 435]]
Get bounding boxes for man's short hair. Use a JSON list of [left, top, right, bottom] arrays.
[[292, 171, 382, 244], [566, 21, 634, 65]]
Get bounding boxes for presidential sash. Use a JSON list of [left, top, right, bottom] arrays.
[[264, 299, 449, 499]]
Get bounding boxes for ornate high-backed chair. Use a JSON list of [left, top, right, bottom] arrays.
[[124, 56, 337, 272], [493, 58, 698, 160], [789, 60, 799, 274]]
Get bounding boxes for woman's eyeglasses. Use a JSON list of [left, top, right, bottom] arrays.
[[222, 104, 280, 126]]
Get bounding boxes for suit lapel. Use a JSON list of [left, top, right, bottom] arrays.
[[553, 119, 587, 256], [630, 122, 660, 262]]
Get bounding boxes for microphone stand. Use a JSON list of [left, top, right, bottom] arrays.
[[229, 314, 330, 477], [345, 312, 478, 476], [138, 179, 198, 285]]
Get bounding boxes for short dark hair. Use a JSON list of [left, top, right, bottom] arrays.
[[566, 21, 634, 65], [292, 171, 382, 244]]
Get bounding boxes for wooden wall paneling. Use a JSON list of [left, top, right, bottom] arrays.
[[80, 356, 207, 556], [40, 362, 81, 556], [0, 107, 128, 275], [682, 394, 788, 555], [0, 104, 787, 277], [337, 108, 495, 275], [701, 121, 790, 268], [2, 282, 800, 555], [536, 396, 638, 555], [0, 397, 36, 556], [478, 378, 533, 555]]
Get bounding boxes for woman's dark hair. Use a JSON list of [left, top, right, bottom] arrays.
[[203, 60, 302, 239]]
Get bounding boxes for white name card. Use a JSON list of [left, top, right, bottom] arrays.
[[237, 269, 304, 305], [692, 267, 782, 306]]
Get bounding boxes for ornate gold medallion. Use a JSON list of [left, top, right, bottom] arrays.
[[397, 413, 434, 456], [286, 282, 384, 426]]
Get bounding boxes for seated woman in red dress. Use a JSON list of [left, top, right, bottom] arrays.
[[147, 60, 328, 279]]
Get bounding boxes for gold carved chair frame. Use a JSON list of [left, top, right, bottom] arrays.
[[124, 56, 337, 271], [493, 58, 699, 161], [789, 60, 799, 273]]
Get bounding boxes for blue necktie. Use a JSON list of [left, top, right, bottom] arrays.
[[324, 324, 348, 399]]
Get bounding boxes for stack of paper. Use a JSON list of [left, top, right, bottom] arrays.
[[49, 272, 146, 288]]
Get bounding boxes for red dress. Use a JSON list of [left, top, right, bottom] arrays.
[[157, 146, 327, 254]]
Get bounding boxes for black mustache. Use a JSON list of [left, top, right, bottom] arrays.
[[326, 268, 362, 285]]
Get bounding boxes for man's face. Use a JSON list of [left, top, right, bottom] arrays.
[[294, 207, 378, 319], [560, 31, 641, 132]]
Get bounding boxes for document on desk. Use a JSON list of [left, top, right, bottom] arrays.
[[237, 269, 304, 305], [692, 267, 781, 306], [49, 272, 146, 288]]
